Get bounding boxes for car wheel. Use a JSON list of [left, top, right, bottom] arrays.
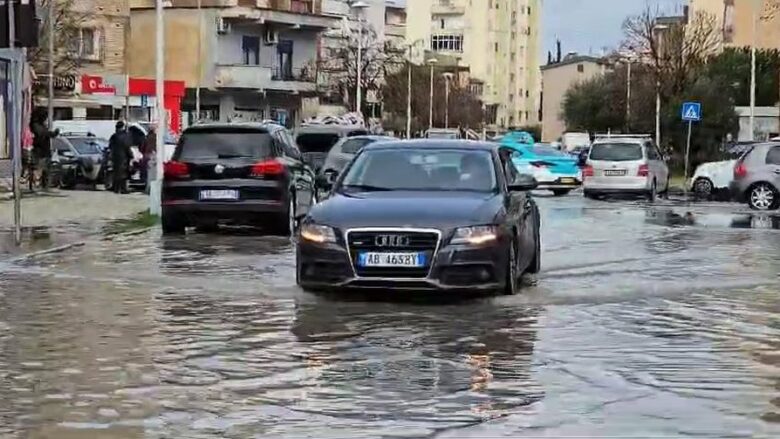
[[552, 189, 571, 197], [646, 180, 657, 203], [748, 183, 779, 211], [693, 177, 713, 199], [104, 170, 114, 191], [162, 213, 186, 234], [504, 240, 519, 295]]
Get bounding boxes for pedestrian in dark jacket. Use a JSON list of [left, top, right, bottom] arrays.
[[109, 121, 132, 194], [29, 107, 59, 189]]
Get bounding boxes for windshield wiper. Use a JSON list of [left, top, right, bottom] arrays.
[[340, 184, 394, 192]]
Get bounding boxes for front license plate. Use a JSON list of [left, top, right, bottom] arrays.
[[199, 189, 239, 201], [560, 177, 576, 184], [358, 252, 426, 268], [603, 169, 627, 176]]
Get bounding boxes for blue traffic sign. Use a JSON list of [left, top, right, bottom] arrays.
[[682, 102, 701, 122]]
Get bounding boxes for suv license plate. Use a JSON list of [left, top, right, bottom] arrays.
[[200, 189, 239, 200], [604, 170, 627, 176], [358, 252, 426, 268]]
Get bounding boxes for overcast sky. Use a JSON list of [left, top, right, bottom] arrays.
[[542, 0, 687, 58]]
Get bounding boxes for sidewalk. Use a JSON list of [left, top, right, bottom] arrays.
[[1, 190, 148, 258]]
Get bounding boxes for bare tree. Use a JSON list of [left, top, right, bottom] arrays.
[[27, 0, 90, 96], [622, 7, 721, 96], [319, 23, 405, 113]]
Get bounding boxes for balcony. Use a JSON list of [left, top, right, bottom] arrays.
[[386, 23, 406, 38], [270, 0, 319, 14], [215, 64, 316, 93]]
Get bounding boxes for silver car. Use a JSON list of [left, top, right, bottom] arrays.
[[582, 137, 669, 201], [730, 142, 780, 210]]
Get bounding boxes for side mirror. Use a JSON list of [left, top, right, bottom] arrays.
[[316, 170, 338, 190], [508, 174, 538, 192]]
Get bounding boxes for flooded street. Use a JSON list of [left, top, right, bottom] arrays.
[[1, 195, 780, 438]]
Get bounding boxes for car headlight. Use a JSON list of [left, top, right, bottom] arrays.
[[300, 224, 337, 243], [451, 226, 498, 245]]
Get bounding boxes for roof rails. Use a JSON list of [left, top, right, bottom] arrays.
[[59, 131, 96, 137]]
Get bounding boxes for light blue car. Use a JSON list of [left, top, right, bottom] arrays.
[[499, 131, 583, 196]]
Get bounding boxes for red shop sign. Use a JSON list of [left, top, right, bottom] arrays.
[[81, 74, 116, 94]]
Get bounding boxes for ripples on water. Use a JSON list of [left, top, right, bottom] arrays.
[[0, 197, 779, 437]]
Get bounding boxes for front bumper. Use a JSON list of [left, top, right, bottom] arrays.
[[296, 236, 510, 292]]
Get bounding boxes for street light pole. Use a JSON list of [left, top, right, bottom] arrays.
[[428, 59, 437, 130], [626, 61, 632, 131], [195, 0, 202, 123], [150, 0, 166, 215], [406, 56, 412, 138], [749, 0, 760, 141], [47, 0, 55, 130], [350, 1, 368, 118], [443, 72, 454, 129]]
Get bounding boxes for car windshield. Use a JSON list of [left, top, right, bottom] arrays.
[[589, 143, 643, 161], [177, 130, 273, 160], [296, 132, 342, 153], [531, 145, 567, 157], [341, 138, 378, 154], [340, 148, 497, 192], [68, 137, 104, 154]]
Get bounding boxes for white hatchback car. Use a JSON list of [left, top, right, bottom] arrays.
[[582, 137, 670, 201]]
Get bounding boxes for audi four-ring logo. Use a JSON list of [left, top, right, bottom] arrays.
[[374, 235, 410, 247]]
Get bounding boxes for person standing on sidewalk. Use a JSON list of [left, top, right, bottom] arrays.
[[108, 122, 132, 194], [29, 108, 59, 190]]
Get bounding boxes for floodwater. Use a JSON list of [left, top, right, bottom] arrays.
[[1, 195, 779, 438]]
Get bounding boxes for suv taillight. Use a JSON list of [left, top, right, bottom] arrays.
[[250, 159, 285, 178], [734, 162, 748, 179], [582, 165, 594, 178], [164, 161, 190, 180], [638, 164, 650, 177]]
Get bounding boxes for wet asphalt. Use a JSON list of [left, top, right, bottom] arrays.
[[1, 193, 779, 438]]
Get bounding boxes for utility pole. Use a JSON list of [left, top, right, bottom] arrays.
[[626, 61, 632, 132], [428, 59, 437, 130], [406, 56, 412, 139], [195, 0, 202, 123], [7, 0, 22, 243], [47, 0, 54, 130], [150, 0, 166, 215], [749, 0, 760, 141]]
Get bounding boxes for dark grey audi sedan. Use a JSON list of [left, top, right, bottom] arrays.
[[296, 140, 541, 294]]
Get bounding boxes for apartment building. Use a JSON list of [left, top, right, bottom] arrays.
[[541, 55, 608, 142], [688, 0, 780, 49], [127, 0, 338, 127], [406, 0, 541, 129], [38, 0, 132, 120]]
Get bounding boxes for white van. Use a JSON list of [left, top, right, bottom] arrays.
[[561, 132, 591, 152]]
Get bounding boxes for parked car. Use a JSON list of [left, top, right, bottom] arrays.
[[502, 137, 581, 196], [424, 128, 461, 139], [296, 140, 541, 295], [294, 124, 369, 173], [582, 136, 670, 201], [53, 134, 108, 190], [688, 142, 756, 199], [161, 122, 316, 234], [317, 135, 395, 200], [730, 141, 780, 210]]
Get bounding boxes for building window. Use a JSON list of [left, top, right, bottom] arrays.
[[525, 90, 529, 98], [495, 42, 499, 52], [511, 31, 516, 40], [577, 64, 584, 73], [509, 94, 514, 102], [431, 34, 464, 52], [69, 28, 100, 60], [242, 36, 260, 65], [511, 11, 516, 23], [527, 6, 532, 14], [510, 73, 515, 82], [510, 52, 515, 61]]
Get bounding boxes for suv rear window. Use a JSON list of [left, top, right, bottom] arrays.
[[590, 143, 643, 161], [296, 133, 341, 153], [178, 129, 273, 160]]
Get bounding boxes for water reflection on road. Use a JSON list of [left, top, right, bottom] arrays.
[[1, 196, 779, 437]]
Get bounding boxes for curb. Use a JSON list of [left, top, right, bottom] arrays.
[[12, 241, 86, 263]]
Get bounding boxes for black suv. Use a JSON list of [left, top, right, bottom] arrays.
[[161, 123, 316, 235]]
